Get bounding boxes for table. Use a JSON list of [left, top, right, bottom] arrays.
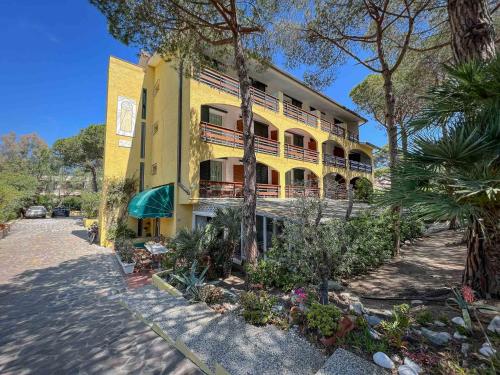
[[144, 243, 170, 270]]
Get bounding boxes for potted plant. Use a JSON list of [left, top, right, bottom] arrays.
[[306, 302, 342, 346], [115, 239, 136, 274]]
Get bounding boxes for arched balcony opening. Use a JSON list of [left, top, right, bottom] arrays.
[[199, 157, 280, 198], [324, 173, 347, 199], [348, 149, 372, 173], [284, 128, 319, 164], [200, 104, 280, 156], [322, 140, 347, 169], [350, 177, 374, 202], [285, 168, 319, 197]]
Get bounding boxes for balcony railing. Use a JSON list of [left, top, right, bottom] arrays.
[[284, 143, 319, 163], [320, 119, 346, 138], [347, 131, 360, 143], [323, 154, 346, 169], [199, 180, 280, 198], [349, 160, 372, 173], [324, 186, 347, 200], [283, 102, 318, 128], [197, 67, 279, 112], [285, 185, 320, 198], [200, 122, 280, 156]]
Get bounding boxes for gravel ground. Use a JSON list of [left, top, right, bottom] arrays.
[[316, 349, 388, 375], [0, 218, 202, 375]]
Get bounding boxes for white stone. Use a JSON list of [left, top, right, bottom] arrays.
[[368, 328, 382, 341], [373, 352, 395, 369], [453, 331, 467, 340], [421, 327, 451, 346], [487, 316, 500, 334], [411, 300, 423, 305], [365, 314, 382, 326], [433, 320, 446, 327], [398, 365, 418, 375], [479, 343, 497, 358], [403, 357, 423, 374], [451, 316, 465, 327], [350, 301, 365, 315]]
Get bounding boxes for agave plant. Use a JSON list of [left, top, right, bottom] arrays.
[[171, 261, 209, 300], [446, 287, 473, 333]]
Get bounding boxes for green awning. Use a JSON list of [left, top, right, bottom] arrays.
[[128, 184, 174, 219]]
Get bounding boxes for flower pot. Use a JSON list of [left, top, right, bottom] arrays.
[[115, 254, 136, 274], [320, 335, 336, 346]]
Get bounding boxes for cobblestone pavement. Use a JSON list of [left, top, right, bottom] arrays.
[[0, 218, 202, 375]]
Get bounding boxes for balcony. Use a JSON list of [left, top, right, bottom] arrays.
[[349, 160, 372, 173], [197, 67, 279, 112], [285, 185, 320, 198], [320, 119, 346, 138], [283, 102, 318, 128], [200, 122, 280, 156], [323, 154, 346, 169], [199, 180, 280, 198], [347, 131, 360, 143], [284, 143, 319, 164]]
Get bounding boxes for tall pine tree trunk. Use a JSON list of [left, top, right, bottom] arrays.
[[448, 0, 496, 63], [463, 216, 500, 298], [382, 70, 401, 257], [233, 34, 258, 265], [89, 166, 98, 192]]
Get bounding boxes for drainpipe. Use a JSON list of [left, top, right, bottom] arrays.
[[177, 59, 190, 195]]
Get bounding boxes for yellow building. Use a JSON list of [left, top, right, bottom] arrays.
[[100, 53, 374, 254]]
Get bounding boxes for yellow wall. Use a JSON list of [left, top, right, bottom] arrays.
[[100, 56, 374, 243]]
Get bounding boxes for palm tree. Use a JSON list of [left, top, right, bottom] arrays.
[[209, 207, 241, 277], [380, 58, 500, 298]]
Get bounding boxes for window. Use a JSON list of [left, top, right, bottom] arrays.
[[250, 78, 267, 92], [200, 160, 222, 181], [151, 163, 158, 175], [284, 94, 302, 108], [293, 133, 304, 148], [256, 163, 268, 184], [141, 88, 147, 119], [139, 162, 145, 192], [140, 122, 146, 158], [153, 122, 159, 135], [201, 105, 226, 126], [153, 80, 160, 96], [254, 121, 269, 138]]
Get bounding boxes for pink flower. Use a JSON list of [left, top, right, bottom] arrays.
[[461, 286, 475, 304]]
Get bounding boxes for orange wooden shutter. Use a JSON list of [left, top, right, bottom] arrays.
[[270, 130, 278, 141], [233, 165, 244, 182], [308, 139, 317, 151], [236, 119, 243, 132], [271, 170, 279, 185]]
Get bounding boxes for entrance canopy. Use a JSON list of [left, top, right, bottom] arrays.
[[128, 184, 174, 219]]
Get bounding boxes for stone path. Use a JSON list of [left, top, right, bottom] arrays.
[[119, 286, 326, 375], [0, 218, 202, 375]]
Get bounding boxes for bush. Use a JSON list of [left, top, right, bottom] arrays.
[[115, 238, 135, 263], [306, 302, 342, 337], [380, 304, 410, 347], [400, 212, 425, 242], [61, 196, 82, 210], [353, 178, 374, 202], [240, 291, 276, 325], [81, 192, 100, 218], [106, 219, 136, 241], [199, 285, 224, 304]]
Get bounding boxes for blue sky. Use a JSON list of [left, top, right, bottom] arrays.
[[0, 0, 387, 147]]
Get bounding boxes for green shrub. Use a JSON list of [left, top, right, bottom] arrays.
[[61, 196, 82, 210], [199, 285, 224, 304], [306, 302, 342, 337], [81, 192, 100, 218], [400, 212, 425, 242], [353, 177, 374, 202], [415, 309, 433, 325], [380, 304, 410, 347], [115, 238, 135, 263], [240, 291, 276, 325], [106, 220, 136, 241], [343, 327, 389, 354]]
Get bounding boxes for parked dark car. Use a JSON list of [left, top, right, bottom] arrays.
[[52, 206, 70, 218], [25, 206, 47, 219]]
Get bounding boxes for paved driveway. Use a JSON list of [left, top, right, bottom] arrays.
[[0, 218, 202, 375]]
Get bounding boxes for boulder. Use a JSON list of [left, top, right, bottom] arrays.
[[398, 365, 417, 375], [421, 327, 451, 346], [349, 302, 365, 315], [487, 316, 500, 334], [373, 352, 395, 369], [365, 314, 382, 327], [451, 316, 465, 327], [403, 357, 422, 374], [479, 343, 497, 358]]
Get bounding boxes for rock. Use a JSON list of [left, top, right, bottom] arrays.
[[405, 240, 411, 245], [479, 343, 497, 358], [451, 316, 465, 327], [328, 280, 344, 291], [461, 343, 470, 357], [368, 328, 382, 341], [403, 357, 423, 374], [453, 331, 467, 340], [433, 320, 446, 327], [379, 309, 393, 319], [487, 316, 500, 334], [398, 365, 418, 375], [365, 314, 382, 327], [421, 327, 451, 346], [350, 302, 365, 315], [411, 300, 423, 305], [373, 352, 395, 369]]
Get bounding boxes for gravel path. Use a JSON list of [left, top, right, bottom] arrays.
[[0, 218, 202, 375]]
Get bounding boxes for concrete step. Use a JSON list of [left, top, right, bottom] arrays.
[[177, 314, 325, 375], [315, 348, 388, 375]]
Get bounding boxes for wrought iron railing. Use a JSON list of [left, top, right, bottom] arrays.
[[284, 143, 319, 163], [323, 154, 346, 168]]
